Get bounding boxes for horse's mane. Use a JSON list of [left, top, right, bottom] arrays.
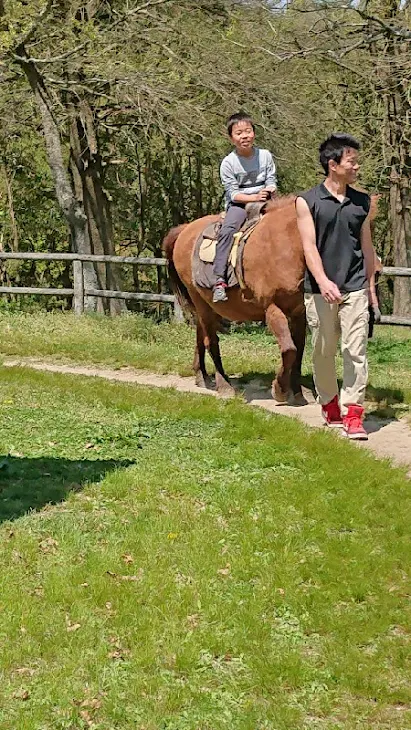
[[264, 191, 380, 222], [265, 194, 296, 213]]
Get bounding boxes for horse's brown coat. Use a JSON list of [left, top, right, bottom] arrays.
[[163, 192, 379, 400], [163, 196, 307, 402]]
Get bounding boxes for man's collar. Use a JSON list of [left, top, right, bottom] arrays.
[[318, 183, 333, 199], [319, 182, 352, 201]]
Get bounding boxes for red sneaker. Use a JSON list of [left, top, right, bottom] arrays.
[[343, 405, 368, 440], [321, 395, 343, 428]]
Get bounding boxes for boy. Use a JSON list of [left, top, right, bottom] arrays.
[[296, 132, 379, 440], [213, 112, 277, 303]]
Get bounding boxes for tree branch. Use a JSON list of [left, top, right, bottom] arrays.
[[12, 42, 89, 66], [10, 0, 55, 51], [110, 0, 173, 31], [295, 3, 411, 42]]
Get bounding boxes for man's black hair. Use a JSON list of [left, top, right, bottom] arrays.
[[227, 112, 255, 137], [319, 133, 360, 174]]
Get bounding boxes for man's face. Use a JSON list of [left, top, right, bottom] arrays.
[[330, 147, 360, 183], [230, 121, 255, 152]]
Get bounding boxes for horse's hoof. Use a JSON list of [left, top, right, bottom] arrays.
[[195, 373, 211, 389], [272, 380, 289, 404], [288, 392, 308, 407], [217, 384, 236, 399]]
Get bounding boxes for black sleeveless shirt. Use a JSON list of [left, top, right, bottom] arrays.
[[298, 183, 370, 294]]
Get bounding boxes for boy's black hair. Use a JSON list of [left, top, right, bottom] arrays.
[[319, 133, 360, 174], [227, 112, 255, 137]]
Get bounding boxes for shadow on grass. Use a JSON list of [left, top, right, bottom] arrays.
[[366, 383, 405, 406], [365, 383, 411, 421], [235, 372, 409, 432], [0, 455, 133, 523]]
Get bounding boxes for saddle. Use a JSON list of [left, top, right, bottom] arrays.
[[192, 201, 266, 291]]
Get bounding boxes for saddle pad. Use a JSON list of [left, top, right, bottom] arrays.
[[192, 220, 259, 291], [199, 238, 216, 263], [199, 233, 241, 267]]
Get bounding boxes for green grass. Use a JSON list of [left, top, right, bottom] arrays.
[[0, 311, 409, 419], [0, 366, 410, 728]]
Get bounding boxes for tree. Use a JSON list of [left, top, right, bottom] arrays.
[[2, 0, 407, 319], [254, 0, 411, 314]]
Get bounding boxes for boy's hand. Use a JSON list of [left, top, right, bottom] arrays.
[[257, 189, 270, 201]]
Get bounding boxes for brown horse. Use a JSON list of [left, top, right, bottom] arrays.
[[163, 196, 308, 404]]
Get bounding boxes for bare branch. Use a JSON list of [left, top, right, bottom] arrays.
[[295, 3, 411, 42], [12, 42, 89, 66], [11, 0, 54, 51], [340, 4, 411, 41], [110, 0, 173, 31]]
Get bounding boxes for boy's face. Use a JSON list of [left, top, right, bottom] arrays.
[[230, 120, 255, 153]]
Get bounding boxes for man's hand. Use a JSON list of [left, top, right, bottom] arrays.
[[257, 189, 270, 202], [372, 305, 381, 323], [319, 278, 342, 304], [369, 290, 381, 322]]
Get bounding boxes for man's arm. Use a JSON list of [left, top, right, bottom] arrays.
[[296, 196, 342, 303], [360, 215, 380, 316]]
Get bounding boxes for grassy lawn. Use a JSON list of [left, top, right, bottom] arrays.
[[0, 366, 410, 729], [0, 311, 409, 420]]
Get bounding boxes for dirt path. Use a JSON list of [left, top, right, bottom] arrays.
[[4, 357, 411, 477]]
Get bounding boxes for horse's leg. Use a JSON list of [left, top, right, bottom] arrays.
[[266, 302, 296, 403], [193, 320, 211, 388], [206, 329, 235, 397], [189, 289, 235, 397], [288, 304, 308, 406]]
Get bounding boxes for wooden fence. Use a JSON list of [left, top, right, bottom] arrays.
[[0, 252, 410, 326], [0, 251, 184, 322]]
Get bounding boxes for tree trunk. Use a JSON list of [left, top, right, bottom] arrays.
[[16, 45, 98, 310], [69, 96, 126, 314], [380, 5, 411, 315], [390, 174, 411, 315], [385, 95, 411, 315], [136, 146, 146, 254], [1, 161, 19, 250], [195, 151, 203, 217]]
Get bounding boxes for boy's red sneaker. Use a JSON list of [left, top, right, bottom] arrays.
[[321, 395, 343, 428], [343, 405, 368, 440]]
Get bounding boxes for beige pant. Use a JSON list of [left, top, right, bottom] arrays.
[[305, 289, 369, 414]]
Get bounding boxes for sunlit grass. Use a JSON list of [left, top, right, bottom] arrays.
[[0, 367, 410, 728], [0, 312, 409, 419]]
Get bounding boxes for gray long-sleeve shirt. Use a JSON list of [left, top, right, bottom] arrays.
[[220, 147, 277, 207]]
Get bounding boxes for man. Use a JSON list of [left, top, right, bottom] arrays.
[[296, 132, 379, 440], [213, 112, 277, 303]]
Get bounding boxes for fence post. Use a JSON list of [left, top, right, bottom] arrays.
[[73, 259, 84, 315], [173, 296, 184, 323]]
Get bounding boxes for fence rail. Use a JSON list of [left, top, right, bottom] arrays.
[[0, 252, 409, 326], [0, 252, 184, 321], [378, 266, 411, 326]]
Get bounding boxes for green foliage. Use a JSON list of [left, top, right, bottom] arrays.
[[0, 0, 408, 313], [0, 311, 409, 420], [0, 366, 410, 727]]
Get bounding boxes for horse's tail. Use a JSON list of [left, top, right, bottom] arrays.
[[162, 224, 194, 316]]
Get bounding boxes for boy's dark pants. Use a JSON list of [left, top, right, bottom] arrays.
[[213, 203, 247, 283]]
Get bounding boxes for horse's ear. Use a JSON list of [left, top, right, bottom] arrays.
[[370, 193, 381, 222]]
